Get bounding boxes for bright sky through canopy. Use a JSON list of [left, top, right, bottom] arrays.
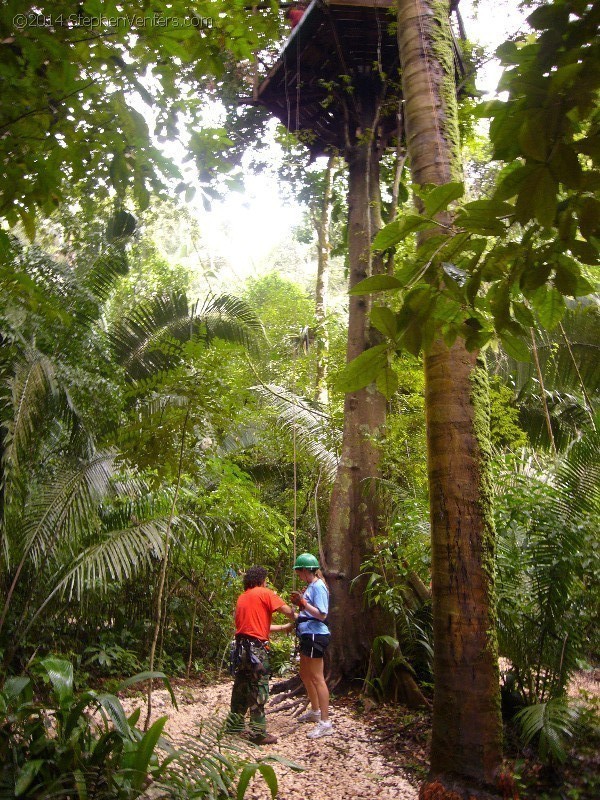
[[182, 0, 529, 289]]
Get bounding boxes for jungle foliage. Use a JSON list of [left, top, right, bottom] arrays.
[[0, 0, 598, 797]]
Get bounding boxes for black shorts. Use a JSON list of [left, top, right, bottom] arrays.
[[299, 633, 330, 659]]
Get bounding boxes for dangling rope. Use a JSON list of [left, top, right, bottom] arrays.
[[296, 19, 301, 133], [282, 5, 303, 148], [559, 321, 596, 429], [292, 393, 298, 590], [364, 9, 385, 278]]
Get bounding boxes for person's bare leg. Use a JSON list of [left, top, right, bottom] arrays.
[[304, 656, 329, 721], [299, 655, 320, 710]]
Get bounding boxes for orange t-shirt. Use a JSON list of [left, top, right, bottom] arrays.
[[235, 586, 285, 642]]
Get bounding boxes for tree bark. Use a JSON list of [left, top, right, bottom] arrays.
[[323, 83, 429, 708], [325, 131, 387, 684], [314, 154, 335, 406], [397, 0, 503, 792]]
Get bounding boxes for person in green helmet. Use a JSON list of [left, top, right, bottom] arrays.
[[289, 553, 333, 739]]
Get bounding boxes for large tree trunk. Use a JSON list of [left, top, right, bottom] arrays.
[[325, 130, 387, 684], [397, 0, 503, 794], [324, 87, 428, 707], [314, 154, 335, 406]]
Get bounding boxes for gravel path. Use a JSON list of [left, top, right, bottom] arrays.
[[129, 678, 418, 800]]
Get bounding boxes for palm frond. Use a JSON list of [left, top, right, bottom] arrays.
[[3, 350, 58, 474], [108, 292, 192, 380], [536, 300, 600, 396], [21, 451, 118, 567], [491, 300, 599, 450], [219, 425, 262, 456], [109, 292, 264, 382], [497, 299, 600, 397], [82, 244, 130, 307], [252, 384, 339, 481], [116, 394, 189, 448], [194, 294, 265, 350], [55, 517, 169, 602], [494, 455, 590, 699], [556, 427, 600, 518], [518, 391, 592, 452], [516, 698, 580, 763]]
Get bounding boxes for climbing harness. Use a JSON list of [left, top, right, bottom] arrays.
[[230, 635, 270, 677]]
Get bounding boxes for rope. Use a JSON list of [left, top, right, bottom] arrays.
[[283, 44, 292, 147], [293, 402, 298, 590], [558, 321, 596, 429], [364, 10, 386, 277], [296, 20, 301, 133], [323, 3, 360, 122]]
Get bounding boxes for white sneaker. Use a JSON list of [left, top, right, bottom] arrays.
[[306, 720, 333, 739], [297, 708, 321, 723]]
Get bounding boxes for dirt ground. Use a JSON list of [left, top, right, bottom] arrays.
[[127, 678, 418, 800], [127, 668, 600, 800]]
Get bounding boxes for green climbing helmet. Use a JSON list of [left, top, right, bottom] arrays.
[[293, 552, 319, 570]]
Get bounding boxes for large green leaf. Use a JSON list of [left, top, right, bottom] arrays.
[[335, 344, 388, 393], [376, 367, 399, 400], [372, 215, 436, 250], [370, 306, 398, 339], [96, 693, 134, 739], [130, 717, 168, 791], [457, 200, 513, 236], [421, 181, 464, 217], [257, 764, 278, 799], [40, 657, 74, 706], [518, 110, 549, 162], [2, 676, 31, 701], [349, 275, 402, 295], [118, 672, 177, 709], [500, 332, 530, 362], [530, 286, 566, 330], [15, 760, 44, 797], [237, 764, 258, 800]]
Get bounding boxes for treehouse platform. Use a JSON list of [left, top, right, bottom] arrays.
[[254, 0, 464, 156]]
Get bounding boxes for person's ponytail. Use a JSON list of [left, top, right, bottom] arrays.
[[315, 568, 329, 592]]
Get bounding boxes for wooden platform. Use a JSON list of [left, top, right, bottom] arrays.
[[255, 0, 401, 154], [254, 0, 465, 155]]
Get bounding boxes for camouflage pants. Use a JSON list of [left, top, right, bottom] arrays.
[[229, 640, 270, 735]]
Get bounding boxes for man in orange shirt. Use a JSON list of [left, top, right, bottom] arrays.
[[229, 565, 295, 744]]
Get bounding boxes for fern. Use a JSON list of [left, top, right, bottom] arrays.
[[495, 448, 597, 702], [252, 384, 339, 480], [21, 452, 117, 568], [493, 299, 599, 451], [516, 698, 580, 763], [3, 351, 58, 474]]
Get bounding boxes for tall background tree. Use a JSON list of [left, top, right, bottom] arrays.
[[396, 0, 503, 792]]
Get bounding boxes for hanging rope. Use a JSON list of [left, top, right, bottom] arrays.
[[296, 20, 301, 133], [530, 327, 557, 454], [363, 9, 386, 279], [559, 321, 596, 429], [292, 396, 298, 590]]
